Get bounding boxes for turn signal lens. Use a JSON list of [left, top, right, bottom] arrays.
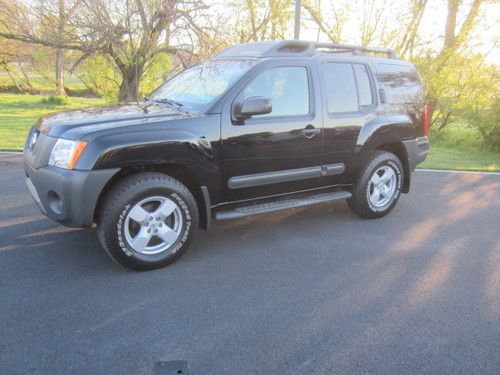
[[67, 141, 88, 170]]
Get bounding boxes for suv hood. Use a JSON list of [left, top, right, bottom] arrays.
[[36, 101, 198, 138]]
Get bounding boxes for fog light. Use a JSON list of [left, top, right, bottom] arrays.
[[47, 190, 63, 214]]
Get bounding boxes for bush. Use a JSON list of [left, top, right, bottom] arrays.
[[40, 95, 69, 106]]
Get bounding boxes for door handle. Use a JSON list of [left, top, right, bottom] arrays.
[[301, 125, 320, 139]]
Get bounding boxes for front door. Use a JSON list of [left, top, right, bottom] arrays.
[[220, 61, 324, 202]]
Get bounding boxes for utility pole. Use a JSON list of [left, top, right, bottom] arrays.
[[294, 0, 301, 40]]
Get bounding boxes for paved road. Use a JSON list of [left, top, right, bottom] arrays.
[[0, 153, 499, 374]]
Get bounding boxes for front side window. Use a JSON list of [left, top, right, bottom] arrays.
[[324, 62, 374, 113], [242, 66, 310, 117]]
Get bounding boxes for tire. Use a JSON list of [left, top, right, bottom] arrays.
[[97, 172, 198, 271], [347, 150, 404, 219]]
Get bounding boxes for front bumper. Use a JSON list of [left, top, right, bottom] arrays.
[[403, 137, 430, 172], [24, 160, 119, 227]]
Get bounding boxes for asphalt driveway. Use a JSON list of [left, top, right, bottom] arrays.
[[0, 153, 499, 374]]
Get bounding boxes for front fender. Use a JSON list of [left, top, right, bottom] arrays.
[[76, 116, 221, 192]]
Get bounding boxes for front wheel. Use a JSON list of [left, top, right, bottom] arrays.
[[97, 172, 198, 270], [347, 150, 403, 218]]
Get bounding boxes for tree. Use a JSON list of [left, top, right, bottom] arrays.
[[231, 0, 293, 42], [423, 0, 486, 130], [302, 0, 349, 42], [0, 36, 39, 93], [394, 0, 428, 58], [443, 0, 483, 51], [0, 0, 208, 101]]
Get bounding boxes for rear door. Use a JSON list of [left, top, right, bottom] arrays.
[[320, 60, 379, 184], [220, 60, 324, 202]]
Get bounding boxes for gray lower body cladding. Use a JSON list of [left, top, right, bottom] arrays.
[[24, 161, 119, 227], [403, 136, 430, 172], [228, 163, 345, 189]]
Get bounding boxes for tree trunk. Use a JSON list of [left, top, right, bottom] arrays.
[[56, 0, 66, 96], [246, 0, 258, 41], [55, 49, 66, 96], [118, 65, 144, 102], [444, 0, 459, 50]]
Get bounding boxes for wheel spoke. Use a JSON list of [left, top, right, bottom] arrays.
[[371, 172, 381, 184], [155, 199, 177, 218], [383, 168, 395, 183], [131, 227, 152, 252], [128, 205, 150, 224], [155, 225, 178, 245], [380, 186, 389, 197], [371, 187, 381, 203]]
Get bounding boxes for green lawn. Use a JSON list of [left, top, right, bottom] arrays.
[[0, 93, 106, 151], [418, 144, 498, 172], [0, 93, 498, 172]]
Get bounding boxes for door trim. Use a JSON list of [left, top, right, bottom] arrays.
[[228, 163, 344, 189]]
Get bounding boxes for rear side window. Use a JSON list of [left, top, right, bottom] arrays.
[[376, 63, 424, 104], [324, 62, 373, 113]]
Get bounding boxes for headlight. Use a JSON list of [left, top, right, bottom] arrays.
[[48, 139, 88, 170]]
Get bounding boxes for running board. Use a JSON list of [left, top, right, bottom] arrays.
[[214, 190, 352, 221]]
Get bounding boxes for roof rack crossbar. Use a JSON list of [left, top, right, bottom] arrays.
[[314, 42, 398, 58]]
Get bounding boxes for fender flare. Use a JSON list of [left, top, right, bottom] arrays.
[[354, 115, 416, 193]]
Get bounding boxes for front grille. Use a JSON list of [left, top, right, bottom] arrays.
[[23, 128, 57, 170]]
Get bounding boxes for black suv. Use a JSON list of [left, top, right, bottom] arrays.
[[23, 41, 429, 270]]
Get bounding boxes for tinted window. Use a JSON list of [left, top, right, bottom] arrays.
[[353, 64, 373, 108], [376, 63, 424, 104], [243, 67, 309, 117], [324, 63, 358, 113]]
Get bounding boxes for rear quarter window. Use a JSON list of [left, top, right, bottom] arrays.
[[376, 63, 424, 104], [324, 62, 374, 114]]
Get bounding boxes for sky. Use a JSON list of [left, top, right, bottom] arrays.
[[297, 0, 499, 63], [204, 0, 498, 64]]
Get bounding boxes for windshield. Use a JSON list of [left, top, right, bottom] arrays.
[[148, 59, 257, 112]]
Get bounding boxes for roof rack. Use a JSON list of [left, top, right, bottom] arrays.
[[214, 40, 398, 59], [314, 42, 398, 59]]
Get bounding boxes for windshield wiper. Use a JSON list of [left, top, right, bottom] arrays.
[[145, 97, 185, 110]]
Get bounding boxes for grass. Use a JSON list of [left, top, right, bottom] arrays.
[[0, 93, 498, 172], [419, 145, 498, 171], [0, 93, 107, 151]]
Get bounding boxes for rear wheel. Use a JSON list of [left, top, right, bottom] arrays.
[[347, 150, 403, 218], [97, 172, 198, 270]]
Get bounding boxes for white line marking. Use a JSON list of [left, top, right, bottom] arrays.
[[416, 168, 500, 176], [0, 151, 22, 154]]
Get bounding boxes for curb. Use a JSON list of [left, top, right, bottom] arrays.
[[416, 168, 500, 176]]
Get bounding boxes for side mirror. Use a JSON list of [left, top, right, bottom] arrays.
[[234, 96, 272, 122]]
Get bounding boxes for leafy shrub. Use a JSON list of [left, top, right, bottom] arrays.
[[40, 95, 69, 106]]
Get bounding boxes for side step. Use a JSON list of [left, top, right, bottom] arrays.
[[214, 190, 352, 221]]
